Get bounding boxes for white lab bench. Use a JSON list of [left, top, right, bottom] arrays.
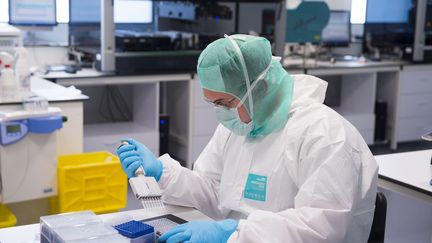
[[375, 150, 432, 243], [376, 149, 432, 204], [0, 205, 211, 243]]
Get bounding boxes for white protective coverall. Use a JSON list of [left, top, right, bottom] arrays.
[[157, 74, 379, 243]]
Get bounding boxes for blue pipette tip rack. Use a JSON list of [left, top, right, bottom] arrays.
[[114, 220, 154, 239]]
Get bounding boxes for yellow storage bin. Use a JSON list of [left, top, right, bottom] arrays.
[[0, 204, 17, 228], [55, 151, 127, 214]]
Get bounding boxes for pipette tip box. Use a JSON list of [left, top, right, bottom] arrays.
[[114, 220, 155, 243]]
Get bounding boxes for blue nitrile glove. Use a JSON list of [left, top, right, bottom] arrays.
[[116, 138, 163, 181], [158, 219, 238, 243]]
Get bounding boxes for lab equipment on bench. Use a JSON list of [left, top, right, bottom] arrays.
[[0, 61, 19, 102], [40, 210, 128, 243], [119, 141, 165, 211], [0, 106, 62, 203], [285, 1, 330, 44], [40, 210, 185, 243], [55, 151, 127, 214], [285, 2, 330, 67], [0, 24, 22, 53], [40, 211, 100, 243], [0, 24, 31, 100], [0, 32, 20, 102]]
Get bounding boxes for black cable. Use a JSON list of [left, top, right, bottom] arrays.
[[108, 86, 129, 121], [106, 86, 117, 122], [112, 86, 133, 120], [109, 86, 133, 121], [111, 86, 129, 120], [110, 88, 128, 121], [98, 87, 111, 121], [98, 85, 134, 123]]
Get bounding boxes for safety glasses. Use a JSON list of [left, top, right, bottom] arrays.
[[204, 97, 237, 109]]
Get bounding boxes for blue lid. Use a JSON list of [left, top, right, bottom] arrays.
[[28, 116, 63, 134], [114, 220, 154, 239]]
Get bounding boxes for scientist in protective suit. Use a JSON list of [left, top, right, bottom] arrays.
[[117, 34, 378, 243]]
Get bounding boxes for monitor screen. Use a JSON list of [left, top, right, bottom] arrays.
[[69, 0, 153, 24], [69, 0, 100, 24], [321, 11, 351, 45], [8, 0, 56, 26], [115, 0, 152, 24], [366, 0, 414, 23]]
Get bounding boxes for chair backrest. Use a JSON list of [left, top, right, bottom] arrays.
[[368, 192, 387, 243]]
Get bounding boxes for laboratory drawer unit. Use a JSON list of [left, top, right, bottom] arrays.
[[398, 93, 432, 118], [398, 116, 432, 142], [399, 66, 432, 94], [397, 65, 432, 142]]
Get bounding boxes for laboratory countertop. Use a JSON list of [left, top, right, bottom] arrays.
[[40, 68, 193, 80], [283, 58, 407, 72], [38, 69, 193, 86], [375, 149, 432, 197], [0, 76, 89, 106], [30, 76, 89, 102], [40, 68, 109, 80], [37, 59, 427, 83], [0, 205, 211, 243]]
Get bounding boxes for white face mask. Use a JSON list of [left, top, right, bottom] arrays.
[[214, 105, 254, 136], [213, 36, 280, 136]]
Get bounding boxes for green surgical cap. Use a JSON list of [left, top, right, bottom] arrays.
[[197, 34, 294, 138]]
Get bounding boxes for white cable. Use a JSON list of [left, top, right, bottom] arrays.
[[237, 56, 278, 106], [224, 34, 254, 117]]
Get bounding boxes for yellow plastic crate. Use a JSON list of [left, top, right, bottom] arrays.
[[0, 204, 17, 228], [56, 151, 127, 214]]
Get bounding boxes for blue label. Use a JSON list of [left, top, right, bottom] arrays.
[[244, 173, 267, 202]]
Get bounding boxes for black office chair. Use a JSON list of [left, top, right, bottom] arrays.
[[368, 192, 387, 243]]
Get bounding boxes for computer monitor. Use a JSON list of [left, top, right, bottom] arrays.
[[364, 0, 415, 49], [321, 11, 351, 46], [8, 0, 56, 26], [69, 0, 100, 24], [115, 0, 153, 24], [69, 0, 153, 24], [366, 0, 413, 23]]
